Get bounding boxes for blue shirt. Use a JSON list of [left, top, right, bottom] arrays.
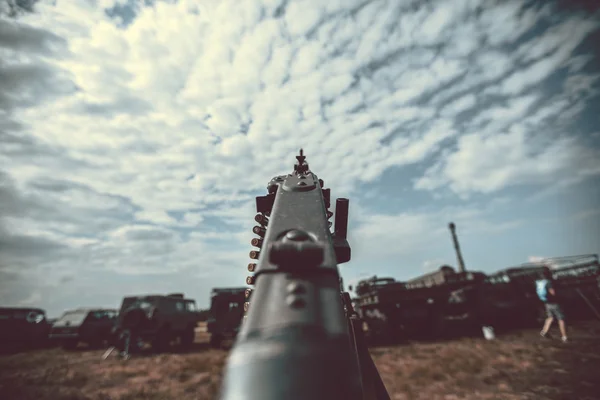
[[535, 279, 555, 303]]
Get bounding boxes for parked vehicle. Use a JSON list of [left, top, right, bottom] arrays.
[[49, 308, 117, 349], [206, 287, 247, 348], [113, 293, 201, 352], [0, 307, 51, 351], [352, 269, 487, 343], [437, 254, 600, 335]]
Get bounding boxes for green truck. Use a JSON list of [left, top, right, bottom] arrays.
[[206, 288, 247, 348]]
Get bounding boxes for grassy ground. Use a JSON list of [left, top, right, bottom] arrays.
[[1, 321, 599, 400]]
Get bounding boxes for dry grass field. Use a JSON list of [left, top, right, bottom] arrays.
[[1, 321, 599, 400]]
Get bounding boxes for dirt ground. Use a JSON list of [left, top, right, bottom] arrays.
[[1, 321, 599, 400]]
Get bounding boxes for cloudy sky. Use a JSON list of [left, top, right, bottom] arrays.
[[1, 0, 599, 317]]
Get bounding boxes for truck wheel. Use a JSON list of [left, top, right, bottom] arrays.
[[88, 338, 104, 349], [432, 315, 447, 340], [210, 334, 222, 348], [180, 326, 195, 349], [62, 339, 78, 350], [152, 327, 171, 352]]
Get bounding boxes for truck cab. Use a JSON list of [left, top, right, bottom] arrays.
[[206, 288, 247, 348], [115, 293, 201, 351], [49, 308, 117, 349], [0, 307, 51, 352]]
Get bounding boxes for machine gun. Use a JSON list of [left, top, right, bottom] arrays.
[[218, 150, 390, 400]]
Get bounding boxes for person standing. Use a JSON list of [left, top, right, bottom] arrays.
[[117, 300, 150, 358], [536, 266, 568, 343]]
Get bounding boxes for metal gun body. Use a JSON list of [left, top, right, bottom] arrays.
[[219, 150, 389, 400]]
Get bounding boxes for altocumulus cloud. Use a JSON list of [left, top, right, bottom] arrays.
[[1, 0, 599, 315]]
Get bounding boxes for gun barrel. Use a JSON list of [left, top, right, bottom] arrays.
[[448, 222, 466, 273], [219, 152, 364, 400], [220, 331, 362, 400]]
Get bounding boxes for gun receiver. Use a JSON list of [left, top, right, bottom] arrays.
[[219, 149, 389, 400]]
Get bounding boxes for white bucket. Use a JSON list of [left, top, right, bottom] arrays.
[[482, 326, 495, 340]]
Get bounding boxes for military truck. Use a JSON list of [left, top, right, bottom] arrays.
[[442, 268, 544, 335], [540, 254, 600, 321], [443, 254, 600, 333], [485, 255, 600, 323], [352, 268, 487, 343], [0, 307, 51, 351], [113, 293, 201, 352], [206, 288, 247, 348], [49, 308, 117, 350]]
